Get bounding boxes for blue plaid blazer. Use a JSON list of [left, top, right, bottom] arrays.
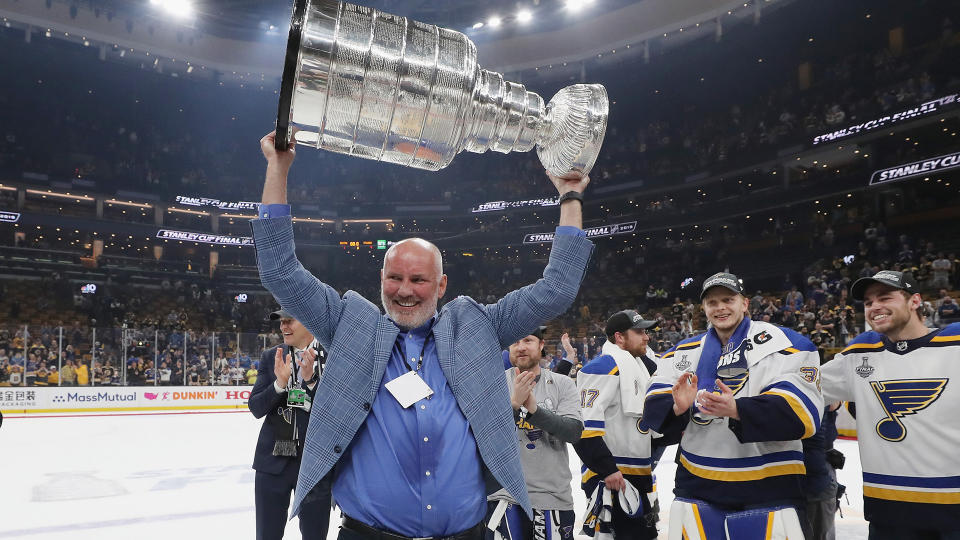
[[251, 216, 593, 519]]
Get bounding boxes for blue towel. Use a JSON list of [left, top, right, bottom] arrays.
[[694, 318, 752, 393]]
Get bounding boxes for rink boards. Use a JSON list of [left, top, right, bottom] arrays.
[[0, 385, 253, 416]]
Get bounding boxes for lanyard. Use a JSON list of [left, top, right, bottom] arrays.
[[403, 333, 431, 374], [287, 345, 301, 388]]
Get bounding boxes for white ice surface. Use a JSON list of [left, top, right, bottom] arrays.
[[0, 412, 869, 539]]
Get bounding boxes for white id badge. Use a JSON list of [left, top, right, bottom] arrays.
[[385, 371, 434, 408]]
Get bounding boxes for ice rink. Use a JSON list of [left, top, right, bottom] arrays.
[[0, 411, 870, 539]]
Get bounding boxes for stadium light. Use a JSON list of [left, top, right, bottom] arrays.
[[517, 10, 533, 23], [487, 16, 501, 28], [565, 0, 594, 12], [150, 0, 194, 18]]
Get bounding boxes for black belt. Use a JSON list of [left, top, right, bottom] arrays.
[[341, 516, 484, 540]]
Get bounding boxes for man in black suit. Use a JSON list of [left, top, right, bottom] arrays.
[[249, 308, 331, 540]]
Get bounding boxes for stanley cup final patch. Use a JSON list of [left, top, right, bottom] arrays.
[[855, 357, 875, 378]]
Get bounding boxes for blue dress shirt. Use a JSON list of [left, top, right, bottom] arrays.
[[259, 203, 291, 219], [333, 317, 486, 537]]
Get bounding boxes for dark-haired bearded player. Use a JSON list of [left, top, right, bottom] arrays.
[[487, 327, 583, 540], [821, 271, 960, 540]]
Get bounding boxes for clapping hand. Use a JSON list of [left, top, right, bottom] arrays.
[[511, 369, 539, 414], [672, 372, 698, 416], [696, 379, 739, 419], [298, 347, 317, 383], [560, 332, 577, 359], [274, 348, 292, 388]]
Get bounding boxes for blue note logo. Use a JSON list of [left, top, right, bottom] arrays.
[[719, 371, 749, 395], [870, 379, 948, 442]]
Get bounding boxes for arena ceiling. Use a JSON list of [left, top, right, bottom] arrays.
[[0, 0, 798, 79]]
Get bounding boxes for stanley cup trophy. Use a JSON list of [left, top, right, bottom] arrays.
[[275, 0, 608, 177]]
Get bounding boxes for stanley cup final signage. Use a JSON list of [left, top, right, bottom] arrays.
[[156, 229, 254, 246], [523, 221, 637, 244], [275, 0, 608, 177], [472, 197, 560, 213], [175, 196, 258, 211], [870, 151, 960, 186]]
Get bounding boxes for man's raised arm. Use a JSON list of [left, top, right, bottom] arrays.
[[260, 131, 293, 206], [483, 172, 594, 348], [251, 130, 343, 348]]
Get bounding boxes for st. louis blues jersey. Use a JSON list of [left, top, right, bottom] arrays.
[[643, 319, 823, 508], [573, 351, 657, 494], [821, 323, 960, 530]]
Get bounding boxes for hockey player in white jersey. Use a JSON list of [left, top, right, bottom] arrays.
[[821, 270, 960, 539], [643, 272, 822, 540], [573, 310, 662, 540]]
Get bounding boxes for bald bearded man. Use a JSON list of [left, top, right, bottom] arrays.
[[251, 130, 595, 540]]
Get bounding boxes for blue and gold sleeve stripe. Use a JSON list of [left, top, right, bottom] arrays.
[[581, 457, 653, 483], [759, 381, 820, 438], [645, 382, 673, 397], [581, 419, 605, 438]]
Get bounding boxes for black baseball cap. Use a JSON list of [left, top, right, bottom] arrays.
[[700, 272, 745, 300], [851, 270, 919, 301], [605, 310, 657, 338], [530, 326, 547, 340], [267, 308, 293, 321]]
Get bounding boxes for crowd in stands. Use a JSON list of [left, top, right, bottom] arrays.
[[2, 194, 957, 387], [1, 2, 958, 214], [0, 325, 278, 388], [0, 286, 283, 387]]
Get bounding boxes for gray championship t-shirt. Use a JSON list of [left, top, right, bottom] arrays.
[[501, 368, 582, 510]]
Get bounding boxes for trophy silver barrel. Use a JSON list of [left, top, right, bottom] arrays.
[[276, 0, 608, 177]]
